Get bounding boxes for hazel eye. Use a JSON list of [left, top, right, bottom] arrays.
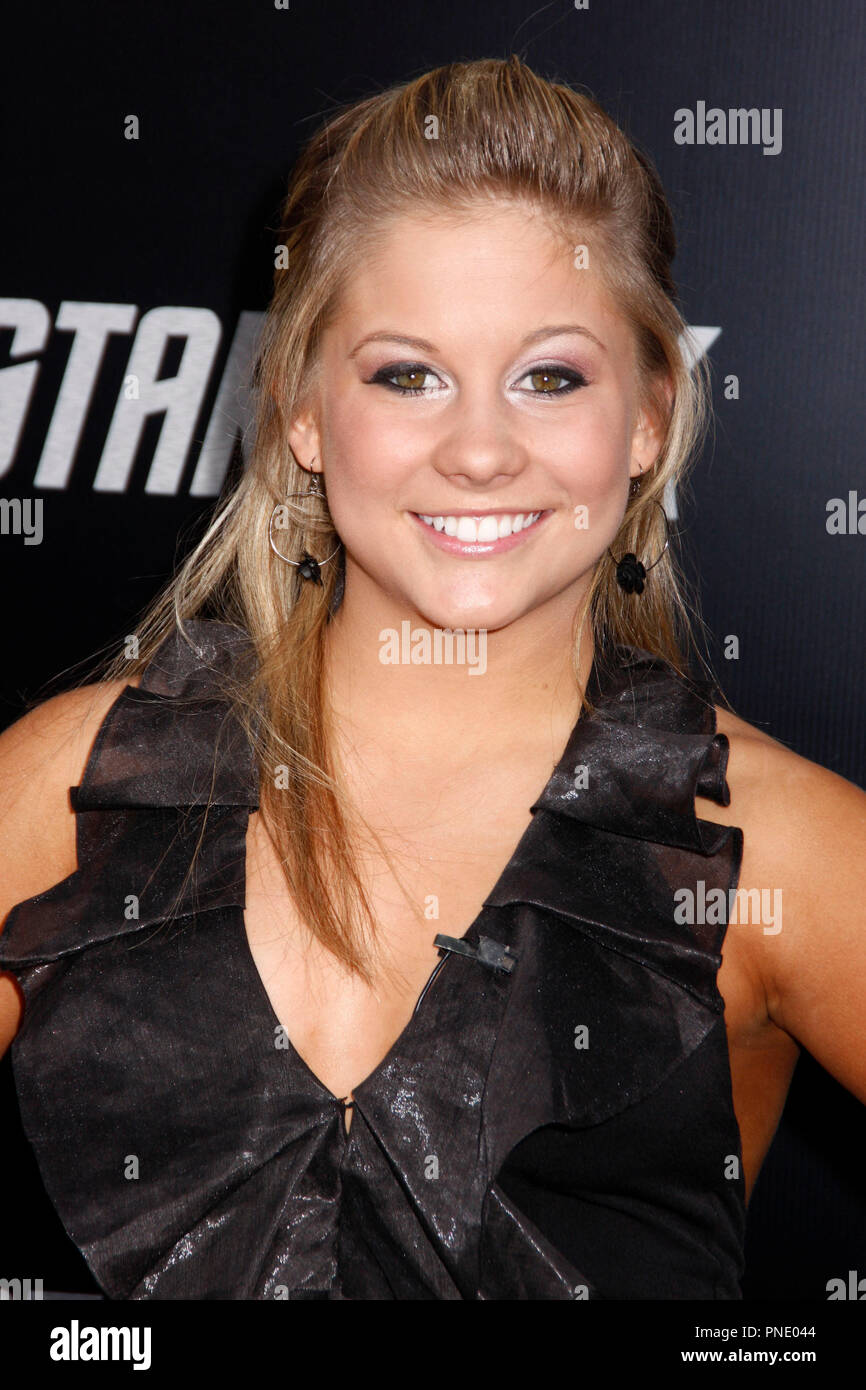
[[369, 363, 441, 395], [392, 368, 435, 390], [366, 360, 589, 398], [519, 366, 588, 396]]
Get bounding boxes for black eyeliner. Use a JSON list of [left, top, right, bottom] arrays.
[[365, 361, 589, 396]]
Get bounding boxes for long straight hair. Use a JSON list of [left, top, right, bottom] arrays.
[[66, 57, 719, 985]]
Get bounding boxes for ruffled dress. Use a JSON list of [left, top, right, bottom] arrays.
[[0, 619, 745, 1298]]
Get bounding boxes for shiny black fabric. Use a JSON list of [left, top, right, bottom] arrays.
[[0, 618, 746, 1299]]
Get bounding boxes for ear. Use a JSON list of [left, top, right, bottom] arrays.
[[286, 404, 322, 473], [629, 374, 674, 481]]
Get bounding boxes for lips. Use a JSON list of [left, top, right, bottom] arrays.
[[416, 511, 542, 542], [409, 509, 550, 554]]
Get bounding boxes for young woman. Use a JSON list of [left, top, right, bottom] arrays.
[[1, 56, 864, 1301]]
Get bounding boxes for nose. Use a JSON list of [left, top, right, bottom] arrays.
[[430, 392, 530, 491]]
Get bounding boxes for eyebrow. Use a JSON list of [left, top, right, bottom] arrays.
[[347, 324, 607, 358]]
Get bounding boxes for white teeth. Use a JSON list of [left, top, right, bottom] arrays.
[[416, 511, 542, 542]]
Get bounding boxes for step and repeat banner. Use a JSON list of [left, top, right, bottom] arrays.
[[1, 0, 864, 1302]]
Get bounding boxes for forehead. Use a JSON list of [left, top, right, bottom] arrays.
[[326, 201, 631, 359]]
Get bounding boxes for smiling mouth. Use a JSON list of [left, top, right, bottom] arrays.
[[414, 511, 545, 542]]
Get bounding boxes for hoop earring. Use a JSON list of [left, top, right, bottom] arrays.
[[268, 458, 342, 587], [607, 473, 671, 595]]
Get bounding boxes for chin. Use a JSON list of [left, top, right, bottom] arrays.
[[403, 588, 539, 636]]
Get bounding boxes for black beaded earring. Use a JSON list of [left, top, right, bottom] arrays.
[[607, 473, 671, 595], [268, 458, 342, 586]]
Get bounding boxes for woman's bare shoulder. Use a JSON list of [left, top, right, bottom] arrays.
[[701, 701, 866, 1106], [0, 674, 144, 1054], [699, 700, 866, 864], [0, 675, 143, 929], [709, 702, 865, 816]]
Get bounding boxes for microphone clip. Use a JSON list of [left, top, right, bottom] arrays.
[[434, 933, 518, 974]]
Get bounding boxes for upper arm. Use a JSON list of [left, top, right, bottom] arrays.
[[0, 677, 138, 1056], [710, 707, 866, 1106], [758, 752, 866, 1103]]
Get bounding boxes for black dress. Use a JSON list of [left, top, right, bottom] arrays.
[[0, 619, 746, 1299]]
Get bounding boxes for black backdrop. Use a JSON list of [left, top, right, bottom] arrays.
[[1, 0, 865, 1300]]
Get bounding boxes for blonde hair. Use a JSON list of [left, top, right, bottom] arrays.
[[60, 56, 721, 985]]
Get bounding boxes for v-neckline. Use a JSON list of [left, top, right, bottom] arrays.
[[234, 643, 606, 1111]]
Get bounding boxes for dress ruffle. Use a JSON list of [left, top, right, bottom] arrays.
[[0, 619, 746, 1299]]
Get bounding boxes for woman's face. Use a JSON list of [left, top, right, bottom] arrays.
[[289, 200, 667, 634]]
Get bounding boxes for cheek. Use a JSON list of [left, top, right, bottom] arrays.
[[322, 386, 437, 537], [555, 410, 629, 507], [318, 401, 395, 527], [549, 413, 631, 555], [319, 397, 380, 489]]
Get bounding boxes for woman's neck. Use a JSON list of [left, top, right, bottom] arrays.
[[321, 574, 596, 767]]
